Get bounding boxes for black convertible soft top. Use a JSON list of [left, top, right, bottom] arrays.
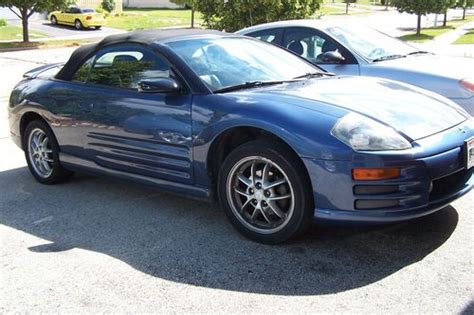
[[56, 28, 228, 81]]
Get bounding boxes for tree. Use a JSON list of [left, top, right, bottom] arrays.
[[441, 0, 456, 26], [0, 0, 72, 42], [345, 0, 357, 15], [391, 0, 445, 35], [195, 0, 321, 32], [458, 0, 474, 19], [170, 0, 197, 28]]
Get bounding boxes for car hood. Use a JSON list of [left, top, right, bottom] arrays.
[[241, 76, 468, 140], [370, 54, 474, 80]]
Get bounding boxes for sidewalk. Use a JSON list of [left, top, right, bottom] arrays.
[[431, 21, 474, 45], [419, 21, 474, 58]]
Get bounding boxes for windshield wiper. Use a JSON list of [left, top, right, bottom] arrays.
[[406, 50, 432, 56], [213, 80, 287, 93], [372, 54, 406, 62], [293, 72, 335, 79]]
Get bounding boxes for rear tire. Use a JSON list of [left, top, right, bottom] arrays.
[[24, 120, 73, 185], [51, 15, 57, 25], [95, 26, 102, 30], [218, 139, 314, 244], [74, 19, 83, 30]]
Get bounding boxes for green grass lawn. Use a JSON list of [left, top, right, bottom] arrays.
[[454, 30, 474, 44], [106, 9, 202, 30], [449, 15, 474, 26], [398, 26, 455, 42], [0, 25, 47, 41], [318, 6, 347, 15], [398, 15, 474, 42]]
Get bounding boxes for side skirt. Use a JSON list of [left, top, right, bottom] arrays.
[[59, 152, 213, 202]]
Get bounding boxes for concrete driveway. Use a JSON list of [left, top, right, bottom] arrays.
[[8, 19, 124, 41], [0, 47, 473, 313]]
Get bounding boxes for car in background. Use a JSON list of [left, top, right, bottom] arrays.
[[49, 7, 106, 30], [8, 29, 473, 243], [237, 20, 474, 116]]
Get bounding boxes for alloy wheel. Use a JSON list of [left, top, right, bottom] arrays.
[[27, 128, 54, 178], [226, 156, 295, 234]]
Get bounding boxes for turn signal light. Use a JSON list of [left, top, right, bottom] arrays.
[[86, 16, 92, 20], [460, 78, 474, 92], [352, 168, 400, 181]]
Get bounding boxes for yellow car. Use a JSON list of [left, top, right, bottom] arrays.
[[49, 7, 106, 30]]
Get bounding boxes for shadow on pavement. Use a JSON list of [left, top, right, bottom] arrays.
[[0, 167, 459, 296], [41, 22, 102, 32]]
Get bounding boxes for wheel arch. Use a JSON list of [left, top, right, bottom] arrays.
[[19, 112, 50, 150], [205, 124, 313, 201]]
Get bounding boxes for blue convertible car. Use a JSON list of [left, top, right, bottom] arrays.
[[8, 29, 474, 243]]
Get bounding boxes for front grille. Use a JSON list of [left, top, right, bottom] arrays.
[[429, 168, 472, 202]]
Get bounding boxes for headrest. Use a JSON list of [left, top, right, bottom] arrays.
[[321, 40, 338, 53]]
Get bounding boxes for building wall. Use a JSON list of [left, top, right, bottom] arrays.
[[76, 0, 124, 13], [123, 0, 184, 8]]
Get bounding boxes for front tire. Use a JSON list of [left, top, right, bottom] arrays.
[[218, 140, 314, 244], [74, 19, 83, 30], [95, 26, 102, 30], [24, 120, 73, 185], [51, 15, 57, 25]]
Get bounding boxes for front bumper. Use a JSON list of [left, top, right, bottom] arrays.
[[303, 120, 474, 223]]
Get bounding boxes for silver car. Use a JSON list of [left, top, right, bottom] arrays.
[[237, 20, 474, 115]]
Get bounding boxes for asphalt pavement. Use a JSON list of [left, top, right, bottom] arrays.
[[0, 46, 473, 314]]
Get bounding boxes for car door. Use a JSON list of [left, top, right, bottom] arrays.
[[70, 44, 194, 184], [282, 27, 360, 75], [59, 8, 71, 24]]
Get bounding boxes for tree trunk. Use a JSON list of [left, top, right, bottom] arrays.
[[443, 10, 447, 27], [346, 1, 349, 14], [21, 8, 29, 43], [191, 8, 195, 28], [416, 14, 421, 35], [463, 7, 466, 20]]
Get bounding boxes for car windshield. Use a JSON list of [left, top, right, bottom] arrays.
[[167, 37, 320, 92], [324, 24, 418, 62]]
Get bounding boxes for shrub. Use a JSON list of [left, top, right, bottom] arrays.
[[101, 0, 116, 13], [0, 18, 7, 27]]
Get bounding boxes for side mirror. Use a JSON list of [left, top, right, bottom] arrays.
[[138, 78, 181, 94], [321, 50, 346, 63]]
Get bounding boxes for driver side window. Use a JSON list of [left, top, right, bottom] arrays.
[[72, 45, 173, 90], [283, 27, 346, 64]]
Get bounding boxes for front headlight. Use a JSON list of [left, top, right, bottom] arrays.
[[331, 113, 411, 151]]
